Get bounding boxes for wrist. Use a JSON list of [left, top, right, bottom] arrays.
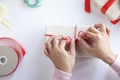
[[103, 53, 116, 65], [56, 66, 73, 74], [53, 68, 72, 80]]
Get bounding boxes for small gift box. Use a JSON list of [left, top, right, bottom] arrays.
[[85, 0, 120, 24], [45, 26, 92, 57]]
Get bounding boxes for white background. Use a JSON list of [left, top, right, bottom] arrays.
[[0, 0, 120, 80]]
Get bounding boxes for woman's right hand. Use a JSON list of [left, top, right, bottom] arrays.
[[78, 24, 116, 65]]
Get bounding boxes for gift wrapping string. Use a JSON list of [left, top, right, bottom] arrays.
[[84, 0, 120, 24], [45, 26, 85, 43]]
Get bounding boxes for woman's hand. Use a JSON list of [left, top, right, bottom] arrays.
[[44, 35, 76, 73], [78, 24, 116, 65]]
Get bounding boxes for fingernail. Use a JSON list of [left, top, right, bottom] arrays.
[[66, 39, 71, 44]]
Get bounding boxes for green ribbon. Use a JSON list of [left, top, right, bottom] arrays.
[[24, 0, 42, 8]]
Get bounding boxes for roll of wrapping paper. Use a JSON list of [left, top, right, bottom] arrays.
[[0, 37, 25, 76]]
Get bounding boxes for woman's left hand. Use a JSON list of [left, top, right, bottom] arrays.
[[44, 35, 76, 73]]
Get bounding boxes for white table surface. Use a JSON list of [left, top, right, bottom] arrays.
[[0, 0, 120, 80]]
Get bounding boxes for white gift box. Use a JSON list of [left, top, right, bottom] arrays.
[[45, 26, 92, 57], [85, 0, 120, 22]]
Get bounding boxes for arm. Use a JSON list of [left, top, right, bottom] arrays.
[[53, 68, 72, 80], [78, 24, 120, 77], [111, 55, 120, 77], [44, 35, 76, 80]]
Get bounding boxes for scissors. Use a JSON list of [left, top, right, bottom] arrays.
[[24, 0, 42, 8]]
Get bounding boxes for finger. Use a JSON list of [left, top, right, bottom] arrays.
[[85, 31, 96, 39], [78, 31, 85, 37], [44, 45, 49, 57], [78, 37, 90, 50], [69, 39, 76, 56], [87, 26, 99, 33], [47, 36, 54, 52], [106, 27, 111, 37], [44, 49, 49, 57], [81, 32, 85, 38], [94, 24, 106, 33], [59, 40, 66, 49], [53, 35, 64, 49]]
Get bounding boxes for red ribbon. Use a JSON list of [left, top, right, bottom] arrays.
[[111, 19, 120, 25], [101, 0, 115, 14], [85, 0, 119, 24], [85, 0, 91, 13]]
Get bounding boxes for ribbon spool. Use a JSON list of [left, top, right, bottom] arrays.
[[0, 46, 18, 76], [0, 37, 25, 76]]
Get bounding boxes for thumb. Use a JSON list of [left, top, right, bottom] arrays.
[[69, 39, 76, 56], [78, 37, 90, 51], [106, 27, 110, 37]]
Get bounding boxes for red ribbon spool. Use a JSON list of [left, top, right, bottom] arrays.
[[0, 37, 25, 76]]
